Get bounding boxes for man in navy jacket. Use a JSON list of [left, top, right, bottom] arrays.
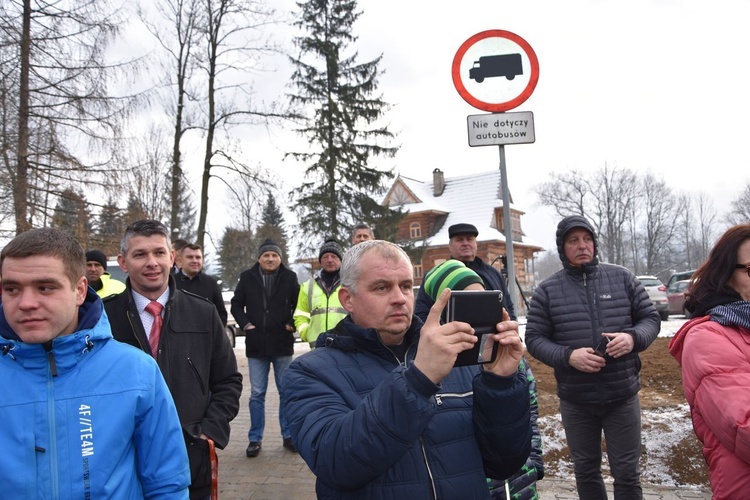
[[281, 240, 531, 499]]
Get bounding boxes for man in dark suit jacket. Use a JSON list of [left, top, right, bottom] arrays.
[[105, 220, 242, 500], [231, 239, 300, 458], [174, 243, 228, 326]]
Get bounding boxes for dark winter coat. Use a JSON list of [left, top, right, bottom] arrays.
[[524, 216, 660, 404], [174, 270, 228, 326], [281, 316, 532, 499], [104, 277, 242, 499], [230, 262, 299, 358]]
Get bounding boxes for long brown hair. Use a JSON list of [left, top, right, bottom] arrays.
[[686, 223, 750, 311]]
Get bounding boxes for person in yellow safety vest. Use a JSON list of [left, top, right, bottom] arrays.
[[85, 250, 126, 298], [294, 239, 348, 348]]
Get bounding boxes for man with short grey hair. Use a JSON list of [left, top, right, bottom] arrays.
[[350, 222, 375, 245], [282, 239, 532, 498], [105, 219, 242, 499]]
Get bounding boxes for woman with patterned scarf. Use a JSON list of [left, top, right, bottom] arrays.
[[669, 223, 750, 500]]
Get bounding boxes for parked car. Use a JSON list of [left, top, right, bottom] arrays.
[[222, 290, 241, 347], [637, 275, 669, 321], [106, 259, 127, 283], [667, 279, 692, 318], [666, 269, 696, 290]]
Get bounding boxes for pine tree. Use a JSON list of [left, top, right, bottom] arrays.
[[218, 227, 255, 290], [288, 0, 400, 251], [50, 188, 91, 246], [255, 194, 290, 260], [91, 197, 125, 256]]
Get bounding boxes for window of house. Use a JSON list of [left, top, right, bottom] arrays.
[[410, 222, 422, 239], [414, 260, 423, 279]]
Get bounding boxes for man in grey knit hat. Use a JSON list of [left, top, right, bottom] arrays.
[[231, 238, 300, 457], [294, 239, 347, 348]]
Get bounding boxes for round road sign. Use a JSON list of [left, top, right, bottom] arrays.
[[452, 30, 539, 112]]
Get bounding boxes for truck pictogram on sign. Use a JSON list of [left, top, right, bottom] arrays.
[[452, 30, 539, 112], [469, 53, 523, 83]]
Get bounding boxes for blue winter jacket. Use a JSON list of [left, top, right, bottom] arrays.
[[281, 316, 532, 499], [0, 290, 190, 498]]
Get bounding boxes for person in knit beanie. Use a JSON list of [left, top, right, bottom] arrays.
[[258, 239, 283, 259], [418, 260, 545, 500], [423, 260, 485, 301], [318, 239, 343, 263], [294, 239, 346, 348], [85, 249, 125, 298]]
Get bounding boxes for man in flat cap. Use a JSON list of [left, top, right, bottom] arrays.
[[231, 239, 300, 458], [415, 223, 516, 321], [85, 249, 125, 298]]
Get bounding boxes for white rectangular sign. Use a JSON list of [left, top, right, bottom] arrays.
[[467, 111, 535, 147]]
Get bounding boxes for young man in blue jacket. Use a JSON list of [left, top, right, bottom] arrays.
[[282, 240, 532, 499], [0, 228, 190, 498]]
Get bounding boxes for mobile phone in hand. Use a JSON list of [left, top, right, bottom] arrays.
[[594, 336, 610, 357]]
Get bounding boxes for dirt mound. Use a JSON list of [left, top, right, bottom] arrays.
[[527, 337, 710, 487]]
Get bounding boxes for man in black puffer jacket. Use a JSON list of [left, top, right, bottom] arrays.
[[525, 215, 660, 500]]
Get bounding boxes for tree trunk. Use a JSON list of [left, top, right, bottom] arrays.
[[15, 0, 32, 234]]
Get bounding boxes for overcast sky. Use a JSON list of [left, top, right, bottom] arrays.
[[200, 0, 750, 255]]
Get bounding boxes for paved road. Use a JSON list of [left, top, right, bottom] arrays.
[[217, 341, 711, 499]]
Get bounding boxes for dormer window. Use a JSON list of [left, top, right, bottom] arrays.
[[410, 222, 422, 239]]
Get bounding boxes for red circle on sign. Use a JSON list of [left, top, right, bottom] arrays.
[[452, 30, 539, 112]]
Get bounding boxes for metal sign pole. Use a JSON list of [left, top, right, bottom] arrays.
[[498, 144, 517, 312]]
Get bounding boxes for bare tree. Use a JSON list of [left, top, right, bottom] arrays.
[[534, 164, 638, 265], [728, 181, 750, 225], [139, 0, 203, 237], [194, 0, 285, 247], [639, 174, 680, 274], [1, 0, 141, 234], [533, 169, 589, 218], [119, 126, 173, 222], [588, 165, 639, 265], [695, 191, 717, 263], [223, 167, 275, 231]]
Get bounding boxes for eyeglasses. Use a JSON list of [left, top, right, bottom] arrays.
[[735, 264, 750, 277]]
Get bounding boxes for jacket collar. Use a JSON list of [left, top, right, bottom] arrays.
[[0, 289, 111, 371], [124, 274, 178, 306], [316, 315, 423, 359]]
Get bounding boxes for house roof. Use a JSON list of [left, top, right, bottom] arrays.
[[385, 170, 543, 249]]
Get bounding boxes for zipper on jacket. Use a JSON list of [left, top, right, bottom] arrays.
[[127, 310, 146, 352], [46, 356, 60, 498], [433, 391, 472, 406], [419, 435, 438, 499], [187, 357, 206, 394], [43, 341, 58, 377]]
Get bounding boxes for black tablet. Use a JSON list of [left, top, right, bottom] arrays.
[[445, 290, 504, 367]]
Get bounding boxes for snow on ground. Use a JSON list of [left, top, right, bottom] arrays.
[[519, 315, 697, 487], [518, 315, 687, 340]]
